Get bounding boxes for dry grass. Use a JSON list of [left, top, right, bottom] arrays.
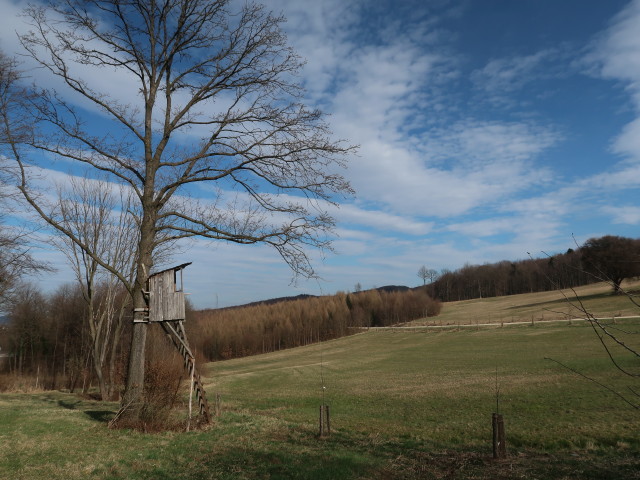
[[0, 373, 47, 393], [411, 279, 640, 326], [1, 285, 639, 479]]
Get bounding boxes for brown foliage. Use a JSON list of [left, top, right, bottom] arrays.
[[116, 328, 187, 432], [136, 365, 184, 431], [1, 282, 130, 396], [190, 289, 441, 361]]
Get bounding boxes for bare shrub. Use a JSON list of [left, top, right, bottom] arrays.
[[117, 330, 186, 432], [0, 373, 44, 393]]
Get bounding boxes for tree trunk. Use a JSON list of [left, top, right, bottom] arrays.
[[613, 278, 623, 294], [120, 319, 147, 418], [107, 306, 125, 400], [94, 361, 107, 401], [118, 267, 150, 419], [91, 317, 108, 400], [118, 208, 155, 421]]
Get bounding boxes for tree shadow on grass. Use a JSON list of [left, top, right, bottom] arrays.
[[56, 398, 115, 423], [124, 443, 377, 480], [510, 291, 618, 311], [57, 399, 81, 410], [84, 410, 115, 423]]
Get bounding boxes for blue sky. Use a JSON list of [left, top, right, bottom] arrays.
[[1, 0, 640, 308]]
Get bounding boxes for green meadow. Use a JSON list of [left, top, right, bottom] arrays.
[[1, 287, 639, 479]]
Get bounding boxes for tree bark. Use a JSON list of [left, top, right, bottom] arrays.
[[121, 319, 147, 418], [119, 203, 155, 418]]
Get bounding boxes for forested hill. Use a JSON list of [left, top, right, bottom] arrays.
[[425, 235, 640, 302], [204, 285, 412, 312], [425, 250, 590, 302]]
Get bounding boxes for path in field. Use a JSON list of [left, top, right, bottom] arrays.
[[367, 315, 639, 331]]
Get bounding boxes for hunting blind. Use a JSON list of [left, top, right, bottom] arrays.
[[135, 262, 211, 423], [148, 263, 189, 322]]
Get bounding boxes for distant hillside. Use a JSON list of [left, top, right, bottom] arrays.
[[411, 279, 640, 327], [190, 287, 441, 361], [225, 293, 316, 310], [202, 285, 414, 312]]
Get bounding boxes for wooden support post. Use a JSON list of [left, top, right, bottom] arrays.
[[159, 320, 211, 423], [319, 405, 330, 437], [186, 364, 195, 432], [492, 413, 506, 459]]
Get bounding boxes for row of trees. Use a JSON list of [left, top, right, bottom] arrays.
[[426, 251, 590, 302], [1, 282, 131, 398], [191, 288, 442, 361], [424, 236, 640, 302], [1, 282, 442, 390]]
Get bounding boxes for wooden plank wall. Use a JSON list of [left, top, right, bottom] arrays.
[[149, 270, 186, 322]]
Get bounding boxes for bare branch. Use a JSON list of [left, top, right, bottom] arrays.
[[545, 357, 639, 410], [6, 0, 356, 420]]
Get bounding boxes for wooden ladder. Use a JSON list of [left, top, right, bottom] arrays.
[[161, 320, 211, 423]]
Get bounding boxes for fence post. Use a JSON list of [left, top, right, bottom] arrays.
[[492, 413, 506, 459], [319, 405, 330, 437]]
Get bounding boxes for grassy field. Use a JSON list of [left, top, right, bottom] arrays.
[[1, 286, 639, 479], [412, 279, 640, 326]]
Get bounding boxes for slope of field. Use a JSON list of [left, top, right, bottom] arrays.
[[412, 279, 640, 327], [1, 287, 639, 479]]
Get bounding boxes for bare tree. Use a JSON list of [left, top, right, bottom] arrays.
[[5, 1, 354, 421], [539, 242, 640, 410], [417, 265, 438, 286], [417, 265, 428, 286], [0, 52, 50, 309], [53, 176, 139, 400], [0, 220, 48, 310], [546, 280, 640, 410]]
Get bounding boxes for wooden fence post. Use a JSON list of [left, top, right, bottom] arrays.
[[319, 405, 330, 437], [492, 413, 506, 459]]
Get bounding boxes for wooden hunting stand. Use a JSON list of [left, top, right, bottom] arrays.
[[136, 262, 211, 423]]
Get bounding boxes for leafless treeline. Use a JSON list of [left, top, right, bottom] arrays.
[[0, 282, 132, 396], [427, 249, 595, 302], [1, 283, 441, 390], [190, 288, 442, 361]]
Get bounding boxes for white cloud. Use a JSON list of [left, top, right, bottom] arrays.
[[601, 205, 640, 225], [343, 119, 559, 218], [589, 0, 640, 97], [587, 0, 640, 160], [611, 117, 640, 161], [273, 3, 562, 221], [0, 1, 25, 54], [471, 48, 564, 94], [333, 204, 433, 236]]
